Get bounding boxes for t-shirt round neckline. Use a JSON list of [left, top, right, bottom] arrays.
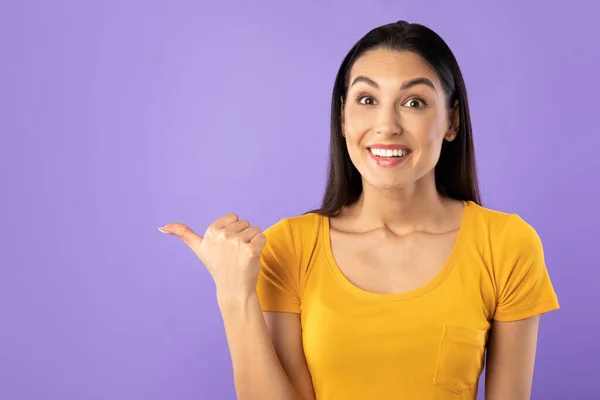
[[321, 200, 474, 302]]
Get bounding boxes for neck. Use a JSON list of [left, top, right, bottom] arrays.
[[349, 175, 452, 232]]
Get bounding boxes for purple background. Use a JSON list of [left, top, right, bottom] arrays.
[[1, 1, 598, 399]]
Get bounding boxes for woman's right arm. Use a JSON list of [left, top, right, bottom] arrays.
[[218, 296, 315, 400], [263, 312, 315, 400], [159, 214, 314, 400]]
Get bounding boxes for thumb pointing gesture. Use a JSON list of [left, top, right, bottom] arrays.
[[158, 213, 266, 301], [158, 223, 203, 258]]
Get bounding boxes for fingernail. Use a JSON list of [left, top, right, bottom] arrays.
[[158, 226, 169, 234]]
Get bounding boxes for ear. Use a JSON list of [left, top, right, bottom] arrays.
[[445, 100, 459, 142]]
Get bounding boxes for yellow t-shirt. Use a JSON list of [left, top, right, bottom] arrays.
[[256, 201, 559, 400]]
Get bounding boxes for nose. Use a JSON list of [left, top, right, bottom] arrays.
[[374, 104, 402, 136]]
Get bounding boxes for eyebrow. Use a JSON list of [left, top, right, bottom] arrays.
[[350, 75, 436, 92]]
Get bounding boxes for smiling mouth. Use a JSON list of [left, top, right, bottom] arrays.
[[368, 147, 411, 158]]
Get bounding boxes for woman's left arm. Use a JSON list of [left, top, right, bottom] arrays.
[[484, 315, 541, 400]]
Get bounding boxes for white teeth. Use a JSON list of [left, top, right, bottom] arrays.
[[370, 148, 409, 158]]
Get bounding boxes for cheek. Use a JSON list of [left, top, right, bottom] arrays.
[[408, 108, 445, 140], [344, 107, 371, 137], [343, 110, 372, 155], [342, 114, 370, 168], [420, 123, 443, 148], [414, 117, 446, 162]]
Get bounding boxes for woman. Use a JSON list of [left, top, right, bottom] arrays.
[[159, 21, 559, 400]]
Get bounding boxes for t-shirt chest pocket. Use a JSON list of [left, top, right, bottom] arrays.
[[434, 325, 488, 394]]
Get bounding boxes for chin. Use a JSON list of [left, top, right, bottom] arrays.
[[363, 175, 413, 191]]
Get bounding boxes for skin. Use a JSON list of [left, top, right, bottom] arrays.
[[159, 48, 541, 399], [485, 316, 540, 399], [158, 215, 311, 400], [332, 48, 464, 296]]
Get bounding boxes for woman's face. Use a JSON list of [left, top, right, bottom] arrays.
[[342, 48, 458, 191]]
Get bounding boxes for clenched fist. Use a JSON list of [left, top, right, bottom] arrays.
[[158, 213, 267, 303]]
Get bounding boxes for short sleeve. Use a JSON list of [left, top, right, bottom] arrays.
[[492, 215, 560, 322], [256, 218, 302, 314]]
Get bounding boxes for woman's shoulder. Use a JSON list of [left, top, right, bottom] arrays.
[[465, 202, 559, 320], [467, 201, 537, 235], [262, 211, 324, 251], [264, 212, 324, 235], [465, 201, 543, 257], [259, 212, 324, 283]]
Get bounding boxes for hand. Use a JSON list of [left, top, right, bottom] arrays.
[[158, 213, 267, 303]]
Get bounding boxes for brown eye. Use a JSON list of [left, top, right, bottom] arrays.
[[404, 98, 426, 108], [358, 96, 376, 105]]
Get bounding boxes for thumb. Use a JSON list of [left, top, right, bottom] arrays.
[[158, 223, 203, 252]]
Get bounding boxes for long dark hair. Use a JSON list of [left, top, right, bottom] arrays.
[[312, 21, 481, 216]]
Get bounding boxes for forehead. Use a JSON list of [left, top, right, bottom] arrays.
[[348, 48, 440, 87]]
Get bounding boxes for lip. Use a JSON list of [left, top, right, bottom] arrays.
[[367, 145, 412, 168]]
